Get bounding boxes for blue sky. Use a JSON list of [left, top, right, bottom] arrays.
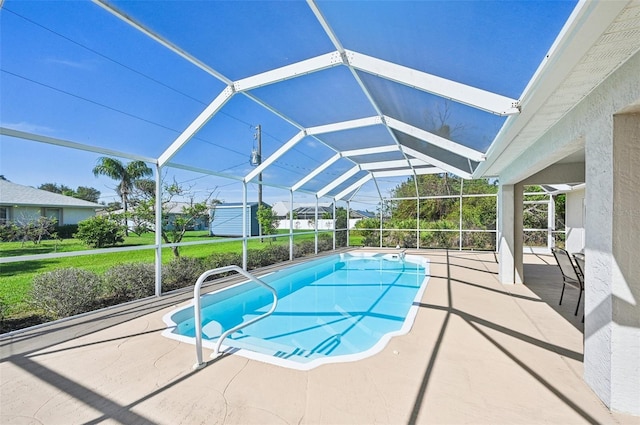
[[0, 0, 577, 208]]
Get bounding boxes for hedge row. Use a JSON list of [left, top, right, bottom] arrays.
[[29, 235, 334, 321]]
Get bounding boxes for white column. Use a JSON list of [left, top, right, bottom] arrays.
[[242, 182, 247, 270], [314, 196, 319, 254], [332, 201, 336, 250], [584, 107, 640, 415], [154, 164, 163, 297], [498, 184, 523, 284], [547, 194, 555, 249], [289, 190, 294, 261]]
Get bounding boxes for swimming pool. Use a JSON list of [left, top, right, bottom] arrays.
[[162, 252, 430, 370]]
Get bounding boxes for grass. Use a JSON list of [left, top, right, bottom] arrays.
[[0, 230, 332, 321]]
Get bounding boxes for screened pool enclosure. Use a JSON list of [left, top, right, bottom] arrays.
[[2, 0, 640, 416]]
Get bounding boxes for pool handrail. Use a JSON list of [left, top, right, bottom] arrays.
[[192, 265, 278, 370]]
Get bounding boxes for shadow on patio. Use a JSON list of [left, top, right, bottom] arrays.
[[0, 249, 634, 424]]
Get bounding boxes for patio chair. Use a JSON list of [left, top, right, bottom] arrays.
[[573, 252, 586, 323], [551, 247, 584, 316]]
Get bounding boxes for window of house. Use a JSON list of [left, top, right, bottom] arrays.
[[0, 207, 9, 224], [43, 208, 61, 225]]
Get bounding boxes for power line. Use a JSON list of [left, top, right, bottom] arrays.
[[4, 7, 323, 167]]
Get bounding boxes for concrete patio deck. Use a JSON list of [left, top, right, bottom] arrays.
[[1, 250, 638, 424]]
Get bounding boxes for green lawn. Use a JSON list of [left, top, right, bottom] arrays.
[[0, 230, 329, 319]]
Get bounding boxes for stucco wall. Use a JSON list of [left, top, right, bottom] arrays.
[[7, 206, 96, 225], [499, 51, 640, 414], [565, 188, 585, 254], [62, 208, 97, 225], [9, 207, 41, 223]]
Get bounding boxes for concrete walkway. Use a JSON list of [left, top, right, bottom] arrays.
[[1, 250, 638, 424]]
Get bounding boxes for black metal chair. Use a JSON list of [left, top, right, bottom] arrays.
[[551, 247, 584, 316], [573, 252, 586, 322]]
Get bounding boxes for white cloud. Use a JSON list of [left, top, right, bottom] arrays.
[[45, 57, 94, 70], [1, 121, 55, 134]]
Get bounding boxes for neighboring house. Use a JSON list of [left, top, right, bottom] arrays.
[[351, 210, 375, 219], [164, 202, 210, 231], [271, 201, 333, 219], [107, 201, 211, 231], [292, 205, 333, 220], [210, 202, 262, 237], [0, 180, 101, 226]]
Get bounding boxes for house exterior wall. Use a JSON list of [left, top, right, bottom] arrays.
[[5, 206, 96, 225], [498, 50, 640, 415], [7, 206, 42, 223], [62, 208, 97, 225], [565, 188, 585, 254]]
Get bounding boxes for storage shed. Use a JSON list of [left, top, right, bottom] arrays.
[[209, 202, 262, 237]]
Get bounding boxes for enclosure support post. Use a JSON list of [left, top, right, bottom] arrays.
[[379, 201, 383, 248], [289, 190, 294, 261], [416, 194, 420, 249], [346, 201, 351, 247], [314, 196, 319, 254], [242, 182, 247, 270], [332, 200, 337, 250], [154, 164, 163, 297], [547, 194, 555, 250], [459, 179, 464, 251]]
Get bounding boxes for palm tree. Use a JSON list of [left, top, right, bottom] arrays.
[[92, 157, 153, 235]]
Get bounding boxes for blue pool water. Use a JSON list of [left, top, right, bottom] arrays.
[[162, 252, 429, 369]]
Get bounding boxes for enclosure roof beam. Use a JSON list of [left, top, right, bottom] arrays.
[[291, 153, 341, 192], [0, 127, 157, 164], [372, 167, 442, 178], [360, 158, 429, 170], [233, 51, 343, 92], [306, 116, 382, 136], [334, 174, 372, 201], [341, 145, 399, 157], [317, 165, 360, 198], [244, 130, 306, 183], [166, 162, 317, 194], [346, 50, 520, 116], [307, 0, 345, 53], [402, 145, 472, 179], [92, 0, 232, 84], [158, 86, 235, 167], [384, 116, 485, 162], [308, 0, 419, 188]]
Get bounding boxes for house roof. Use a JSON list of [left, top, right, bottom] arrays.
[[0, 180, 102, 208], [271, 201, 333, 217], [215, 202, 262, 208]]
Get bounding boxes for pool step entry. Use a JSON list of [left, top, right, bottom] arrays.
[[223, 335, 323, 362], [192, 265, 278, 370]]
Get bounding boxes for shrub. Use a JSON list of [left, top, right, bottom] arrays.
[[30, 268, 102, 320], [203, 252, 243, 279], [205, 251, 242, 269], [0, 223, 20, 242], [103, 263, 156, 302], [267, 245, 290, 262], [318, 234, 333, 252], [55, 224, 79, 239], [0, 297, 8, 323], [293, 240, 315, 258], [75, 216, 125, 248], [246, 249, 269, 270], [163, 256, 205, 291], [335, 208, 348, 247]]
